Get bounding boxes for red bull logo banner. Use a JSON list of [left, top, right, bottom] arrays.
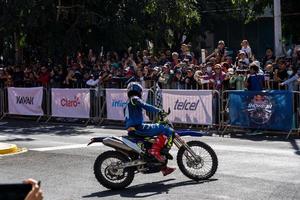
[[228, 91, 293, 131]]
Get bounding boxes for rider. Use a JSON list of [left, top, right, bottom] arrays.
[[124, 82, 176, 176]]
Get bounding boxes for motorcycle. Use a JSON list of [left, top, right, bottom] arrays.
[[88, 109, 218, 190]]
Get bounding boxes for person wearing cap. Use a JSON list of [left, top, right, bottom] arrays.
[[183, 67, 196, 89], [246, 62, 264, 91], [171, 69, 184, 89], [171, 52, 180, 67], [198, 62, 214, 89], [211, 64, 226, 90], [205, 40, 226, 62], [158, 63, 172, 89], [223, 68, 236, 90], [236, 50, 249, 67], [240, 40, 252, 59]]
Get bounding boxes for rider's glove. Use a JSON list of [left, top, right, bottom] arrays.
[[159, 110, 167, 117]]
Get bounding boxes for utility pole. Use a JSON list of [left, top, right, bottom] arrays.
[[274, 0, 283, 57]]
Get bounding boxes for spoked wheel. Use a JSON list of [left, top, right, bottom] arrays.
[[94, 151, 135, 190], [177, 141, 218, 181]]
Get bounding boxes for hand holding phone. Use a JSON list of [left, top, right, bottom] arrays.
[[24, 179, 43, 200], [0, 182, 32, 200]]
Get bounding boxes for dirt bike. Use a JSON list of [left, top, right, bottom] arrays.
[[88, 109, 218, 190]]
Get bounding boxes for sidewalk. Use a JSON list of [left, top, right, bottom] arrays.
[[0, 142, 18, 155]]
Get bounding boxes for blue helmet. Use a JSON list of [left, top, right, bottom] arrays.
[[127, 82, 143, 98]]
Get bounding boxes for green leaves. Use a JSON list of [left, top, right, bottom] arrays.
[[0, 0, 200, 59]]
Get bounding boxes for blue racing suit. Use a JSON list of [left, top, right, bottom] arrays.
[[124, 96, 173, 137]]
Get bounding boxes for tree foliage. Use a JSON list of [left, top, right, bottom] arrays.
[[0, 0, 201, 62]]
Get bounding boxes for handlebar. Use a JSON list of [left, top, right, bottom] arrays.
[[159, 108, 171, 121]]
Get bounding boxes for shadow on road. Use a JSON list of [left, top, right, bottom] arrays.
[[229, 132, 300, 156], [289, 139, 300, 156], [82, 178, 218, 198]]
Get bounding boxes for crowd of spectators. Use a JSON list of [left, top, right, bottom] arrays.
[[1, 39, 300, 92]]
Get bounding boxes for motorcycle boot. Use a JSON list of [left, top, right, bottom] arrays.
[[148, 134, 167, 162], [161, 166, 176, 176]]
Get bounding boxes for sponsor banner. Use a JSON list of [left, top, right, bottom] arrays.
[[8, 87, 44, 116], [52, 89, 90, 118], [106, 89, 149, 121], [162, 90, 213, 125], [228, 90, 293, 131]]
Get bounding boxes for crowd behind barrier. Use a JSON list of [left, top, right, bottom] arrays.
[[0, 85, 299, 138], [0, 40, 300, 93], [0, 39, 300, 136]]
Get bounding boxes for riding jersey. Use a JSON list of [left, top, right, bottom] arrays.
[[124, 96, 173, 137], [124, 96, 161, 128]]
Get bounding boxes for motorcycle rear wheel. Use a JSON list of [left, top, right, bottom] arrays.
[[94, 151, 135, 190], [177, 140, 218, 181]]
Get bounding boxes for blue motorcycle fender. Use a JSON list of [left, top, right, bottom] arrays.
[[176, 130, 207, 137]]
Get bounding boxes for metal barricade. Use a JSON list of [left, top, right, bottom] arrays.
[[0, 88, 4, 119], [287, 91, 300, 138], [221, 90, 300, 138], [0, 87, 47, 122]]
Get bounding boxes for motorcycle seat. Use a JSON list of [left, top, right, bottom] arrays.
[[127, 127, 152, 140]]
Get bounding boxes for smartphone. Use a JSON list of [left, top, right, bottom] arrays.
[[0, 183, 32, 200]]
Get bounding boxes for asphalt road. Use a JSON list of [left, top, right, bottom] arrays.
[[0, 121, 300, 200]]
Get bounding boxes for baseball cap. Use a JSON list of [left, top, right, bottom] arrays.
[[218, 40, 225, 45]]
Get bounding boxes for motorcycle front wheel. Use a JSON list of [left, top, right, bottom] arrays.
[[94, 151, 135, 190], [177, 140, 218, 181]]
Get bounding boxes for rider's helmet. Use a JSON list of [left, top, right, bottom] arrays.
[[127, 82, 143, 98]]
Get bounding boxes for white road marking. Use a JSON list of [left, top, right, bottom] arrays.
[[30, 143, 103, 152], [212, 144, 298, 156], [29, 142, 299, 156]]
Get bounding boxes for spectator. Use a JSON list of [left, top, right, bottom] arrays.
[[292, 46, 300, 66], [264, 63, 274, 89], [183, 68, 196, 89], [24, 67, 35, 87], [212, 64, 226, 90], [262, 48, 275, 68], [64, 69, 77, 88], [158, 64, 172, 89], [280, 66, 299, 91], [199, 62, 214, 89], [246, 62, 264, 91], [229, 69, 247, 90], [240, 39, 252, 59], [223, 68, 236, 90], [236, 50, 249, 67], [0, 68, 7, 88], [171, 52, 180, 67], [13, 66, 24, 87], [50, 66, 64, 88], [35, 66, 50, 87], [171, 69, 184, 89], [158, 52, 169, 66], [274, 59, 288, 83]]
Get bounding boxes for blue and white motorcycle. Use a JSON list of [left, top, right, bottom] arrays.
[[88, 110, 218, 190]]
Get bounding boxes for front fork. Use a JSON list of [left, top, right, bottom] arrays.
[[173, 133, 199, 162]]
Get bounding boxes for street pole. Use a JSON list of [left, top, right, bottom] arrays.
[[274, 0, 283, 57]]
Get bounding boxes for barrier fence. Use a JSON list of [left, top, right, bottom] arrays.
[[0, 86, 299, 138]]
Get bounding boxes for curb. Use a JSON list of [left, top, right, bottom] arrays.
[[0, 143, 19, 155]]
